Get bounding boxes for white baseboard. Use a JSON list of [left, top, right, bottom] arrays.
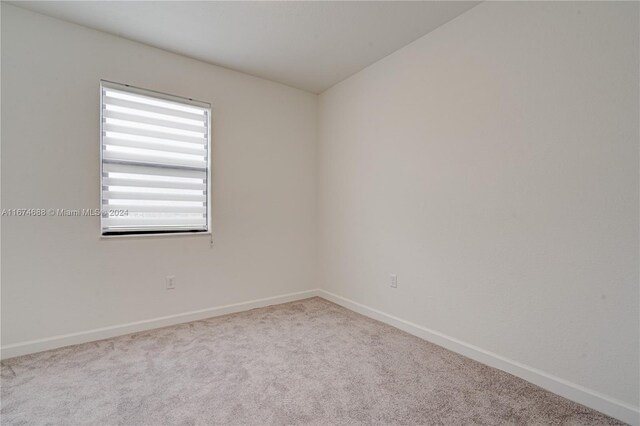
[[317, 290, 639, 426], [1, 289, 320, 360]]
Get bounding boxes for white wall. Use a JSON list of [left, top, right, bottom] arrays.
[[318, 0, 638, 413], [2, 1, 639, 422], [1, 4, 317, 346]]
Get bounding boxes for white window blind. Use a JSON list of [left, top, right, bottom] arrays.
[[100, 81, 211, 235]]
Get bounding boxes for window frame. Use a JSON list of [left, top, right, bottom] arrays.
[[99, 80, 212, 238]]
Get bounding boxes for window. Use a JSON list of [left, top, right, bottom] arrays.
[[100, 81, 211, 236]]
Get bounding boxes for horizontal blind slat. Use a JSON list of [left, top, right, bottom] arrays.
[[103, 177, 206, 190], [103, 85, 208, 111], [103, 137, 207, 156], [103, 162, 206, 179], [103, 123, 206, 145], [103, 95, 206, 121], [103, 110, 207, 133], [103, 151, 207, 169], [106, 204, 206, 213], [104, 217, 207, 227], [104, 191, 206, 202]]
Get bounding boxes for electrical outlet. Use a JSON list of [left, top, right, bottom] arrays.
[[166, 276, 176, 290], [390, 274, 398, 288]]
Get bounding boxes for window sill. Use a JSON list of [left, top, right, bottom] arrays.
[[100, 231, 212, 240]]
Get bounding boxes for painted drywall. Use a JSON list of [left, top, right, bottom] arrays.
[[318, 0, 639, 412], [2, 0, 639, 422], [1, 4, 317, 346]]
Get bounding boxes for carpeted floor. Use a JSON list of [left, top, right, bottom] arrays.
[[1, 297, 623, 425]]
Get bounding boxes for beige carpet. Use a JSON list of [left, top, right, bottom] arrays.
[[1, 297, 623, 425]]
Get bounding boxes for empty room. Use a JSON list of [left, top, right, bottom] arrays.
[[1, 1, 638, 425]]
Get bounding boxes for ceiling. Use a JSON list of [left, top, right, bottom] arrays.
[[11, 1, 479, 93]]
